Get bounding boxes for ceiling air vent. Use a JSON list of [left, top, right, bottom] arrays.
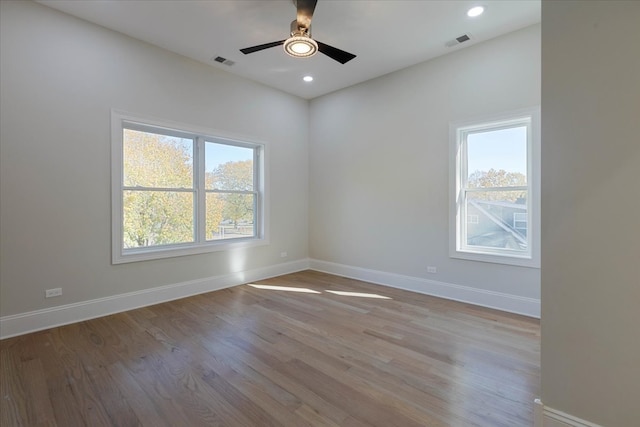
[[445, 34, 472, 48], [212, 56, 235, 66]]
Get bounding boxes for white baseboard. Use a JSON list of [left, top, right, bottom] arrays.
[[309, 259, 540, 318], [534, 399, 603, 427], [0, 259, 310, 339], [1, 258, 540, 339]]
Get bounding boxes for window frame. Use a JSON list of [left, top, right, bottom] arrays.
[[111, 110, 269, 264], [449, 107, 540, 268]]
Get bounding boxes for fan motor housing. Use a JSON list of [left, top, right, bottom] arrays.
[[291, 20, 311, 37]]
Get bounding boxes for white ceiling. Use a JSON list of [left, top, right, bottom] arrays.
[[38, 0, 540, 100]]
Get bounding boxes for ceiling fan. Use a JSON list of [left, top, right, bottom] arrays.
[[240, 0, 356, 64]]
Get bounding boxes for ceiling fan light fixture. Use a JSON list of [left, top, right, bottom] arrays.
[[284, 36, 318, 58], [241, 2, 356, 64]]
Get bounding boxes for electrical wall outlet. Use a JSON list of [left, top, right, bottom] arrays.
[[45, 288, 62, 298], [280, 251, 288, 258], [427, 266, 437, 274]]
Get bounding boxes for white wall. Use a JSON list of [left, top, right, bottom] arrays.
[[0, 1, 309, 318], [0, 1, 541, 333], [541, 1, 640, 426], [309, 25, 541, 310]]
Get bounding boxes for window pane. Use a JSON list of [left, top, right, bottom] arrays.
[[205, 142, 254, 191], [467, 126, 527, 187], [465, 190, 528, 251], [205, 192, 223, 240], [123, 190, 194, 248], [206, 192, 255, 240], [123, 129, 193, 188]]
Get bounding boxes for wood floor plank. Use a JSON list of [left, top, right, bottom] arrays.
[[105, 361, 178, 427], [1, 339, 30, 426], [19, 357, 58, 426], [278, 358, 431, 427], [0, 270, 540, 426], [199, 333, 352, 426]]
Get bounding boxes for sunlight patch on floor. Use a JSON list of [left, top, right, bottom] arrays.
[[325, 290, 392, 299], [247, 284, 392, 299], [247, 284, 321, 294]]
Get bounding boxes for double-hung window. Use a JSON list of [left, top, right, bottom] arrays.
[[450, 108, 540, 267], [112, 111, 267, 263]]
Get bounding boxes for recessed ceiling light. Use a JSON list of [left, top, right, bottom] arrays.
[[467, 6, 485, 17], [303, 75, 313, 82]]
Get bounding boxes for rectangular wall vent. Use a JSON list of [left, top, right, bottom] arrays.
[[212, 56, 235, 66], [445, 34, 472, 48]]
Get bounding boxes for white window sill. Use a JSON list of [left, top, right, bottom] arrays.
[[450, 249, 540, 268], [113, 237, 269, 264]]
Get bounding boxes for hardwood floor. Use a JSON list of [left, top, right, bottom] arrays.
[[1, 271, 540, 426]]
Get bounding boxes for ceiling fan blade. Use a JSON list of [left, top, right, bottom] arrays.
[[296, 0, 318, 30], [317, 41, 356, 64], [240, 40, 286, 55]]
